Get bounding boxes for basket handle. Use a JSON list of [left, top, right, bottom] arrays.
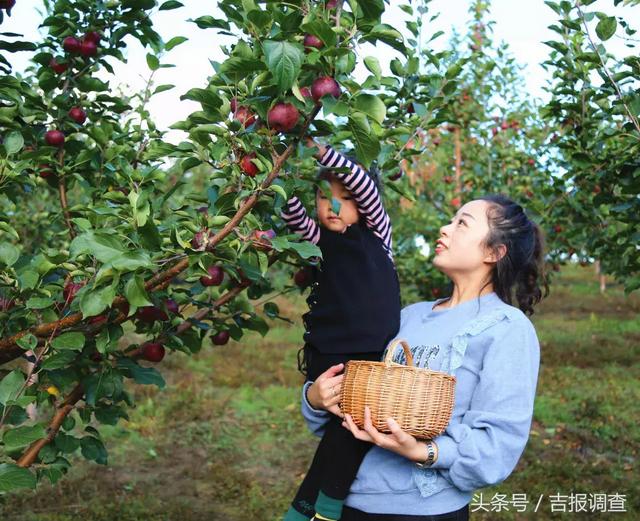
[[383, 339, 414, 367]]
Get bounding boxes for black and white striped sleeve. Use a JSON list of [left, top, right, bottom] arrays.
[[281, 196, 320, 244], [320, 146, 393, 258]]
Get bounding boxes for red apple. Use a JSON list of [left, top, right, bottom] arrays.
[[311, 76, 341, 102], [0, 296, 15, 311], [240, 152, 259, 177], [68, 107, 87, 124], [451, 197, 461, 208], [406, 103, 415, 114], [136, 306, 169, 323], [389, 170, 403, 181], [200, 266, 224, 287], [190, 229, 215, 250], [300, 87, 312, 98], [211, 331, 230, 346], [84, 31, 101, 44], [0, 0, 16, 9], [49, 58, 68, 74], [326, 0, 339, 7], [79, 39, 98, 57], [252, 229, 275, 251], [593, 185, 601, 195], [114, 300, 130, 317], [165, 298, 179, 315], [39, 164, 56, 179], [44, 130, 65, 147], [527, 158, 535, 166], [230, 97, 237, 113], [294, 268, 310, 288], [142, 342, 165, 362], [267, 102, 300, 133], [303, 34, 323, 50], [63, 280, 85, 303], [89, 314, 108, 326], [500, 120, 509, 130], [491, 127, 499, 137], [554, 225, 563, 233], [443, 175, 453, 184], [233, 106, 257, 128], [63, 36, 81, 53]]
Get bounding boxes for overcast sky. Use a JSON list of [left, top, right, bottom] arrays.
[[5, 1, 639, 142]]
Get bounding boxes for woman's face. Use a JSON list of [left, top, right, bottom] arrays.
[[433, 199, 503, 278]]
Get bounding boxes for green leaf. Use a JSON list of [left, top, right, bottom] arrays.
[[4, 131, 24, 155], [348, 111, 380, 168], [79, 284, 116, 319], [191, 15, 230, 30], [219, 57, 266, 79], [146, 53, 160, 70], [3, 424, 46, 451], [595, 16, 617, 40], [159, 0, 183, 10], [125, 274, 152, 308], [26, 297, 54, 310], [0, 464, 36, 492], [117, 358, 166, 388], [16, 334, 37, 351], [51, 332, 86, 351], [80, 436, 108, 465], [0, 242, 19, 267], [164, 36, 187, 51], [300, 19, 337, 47], [262, 40, 304, 92], [356, 0, 385, 21], [42, 351, 77, 370], [287, 241, 322, 260], [70, 232, 125, 264], [0, 370, 25, 406], [353, 94, 386, 124], [364, 56, 382, 79]]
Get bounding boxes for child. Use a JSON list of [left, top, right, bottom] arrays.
[[281, 139, 401, 521]]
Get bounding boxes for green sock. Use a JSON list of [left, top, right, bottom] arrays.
[[314, 490, 343, 520], [283, 505, 312, 521]]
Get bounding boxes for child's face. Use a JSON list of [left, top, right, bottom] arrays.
[[316, 178, 359, 233]]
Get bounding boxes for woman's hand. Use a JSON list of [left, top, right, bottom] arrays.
[[306, 363, 345, 417], [343, 406, 426, 463]]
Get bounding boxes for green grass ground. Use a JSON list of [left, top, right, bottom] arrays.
[[1, 265, 638, 520]]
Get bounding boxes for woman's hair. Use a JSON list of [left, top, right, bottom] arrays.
[[480, 194, 549, 316]]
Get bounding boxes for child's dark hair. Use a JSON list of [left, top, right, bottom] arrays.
[[480, 194, 549, 316], [317, 154, 382, 192]]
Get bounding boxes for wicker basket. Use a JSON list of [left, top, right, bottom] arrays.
[[339, 339, 456, 439]]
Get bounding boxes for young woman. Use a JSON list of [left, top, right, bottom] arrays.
[[300, 195, 548, 520]]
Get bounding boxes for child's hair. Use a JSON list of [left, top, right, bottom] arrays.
[[316, 153, 382, 192]]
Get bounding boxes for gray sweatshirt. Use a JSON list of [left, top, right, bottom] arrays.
[[301, 292, 540, 515]]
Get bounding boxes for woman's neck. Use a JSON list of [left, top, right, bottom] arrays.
[[437, 276, 494, 309]]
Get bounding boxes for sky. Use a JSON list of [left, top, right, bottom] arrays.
[[4, 0, 639, 143]]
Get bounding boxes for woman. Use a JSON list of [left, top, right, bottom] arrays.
[[299, 195, 547, 520]]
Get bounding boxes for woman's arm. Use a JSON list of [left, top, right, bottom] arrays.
[[281, 196, 320, 244], [300, 363, 345, 437], [425, 318, 541, 491]]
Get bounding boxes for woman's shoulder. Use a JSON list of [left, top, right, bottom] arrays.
[[400, 301, 434, 318]]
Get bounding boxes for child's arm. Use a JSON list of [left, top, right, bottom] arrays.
[[281, 196, 320, 244], [317, 144, 393, 256]]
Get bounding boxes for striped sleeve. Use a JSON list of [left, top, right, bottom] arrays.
[[281, 196, 320, 244], [320, 146, 393, 258]]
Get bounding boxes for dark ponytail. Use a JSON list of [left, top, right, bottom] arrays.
[[480, 195, 549, 316]]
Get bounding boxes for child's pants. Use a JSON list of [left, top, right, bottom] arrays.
[[292, 344, 384, 517]]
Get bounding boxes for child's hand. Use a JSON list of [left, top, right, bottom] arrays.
[[305, 137, 326, 159], [307, 363, 344, 417]]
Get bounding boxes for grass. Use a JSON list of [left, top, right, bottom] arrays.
[[1, 265, 638, 520]]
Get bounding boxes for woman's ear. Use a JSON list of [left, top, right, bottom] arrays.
[[484, 244, 507, 264]]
